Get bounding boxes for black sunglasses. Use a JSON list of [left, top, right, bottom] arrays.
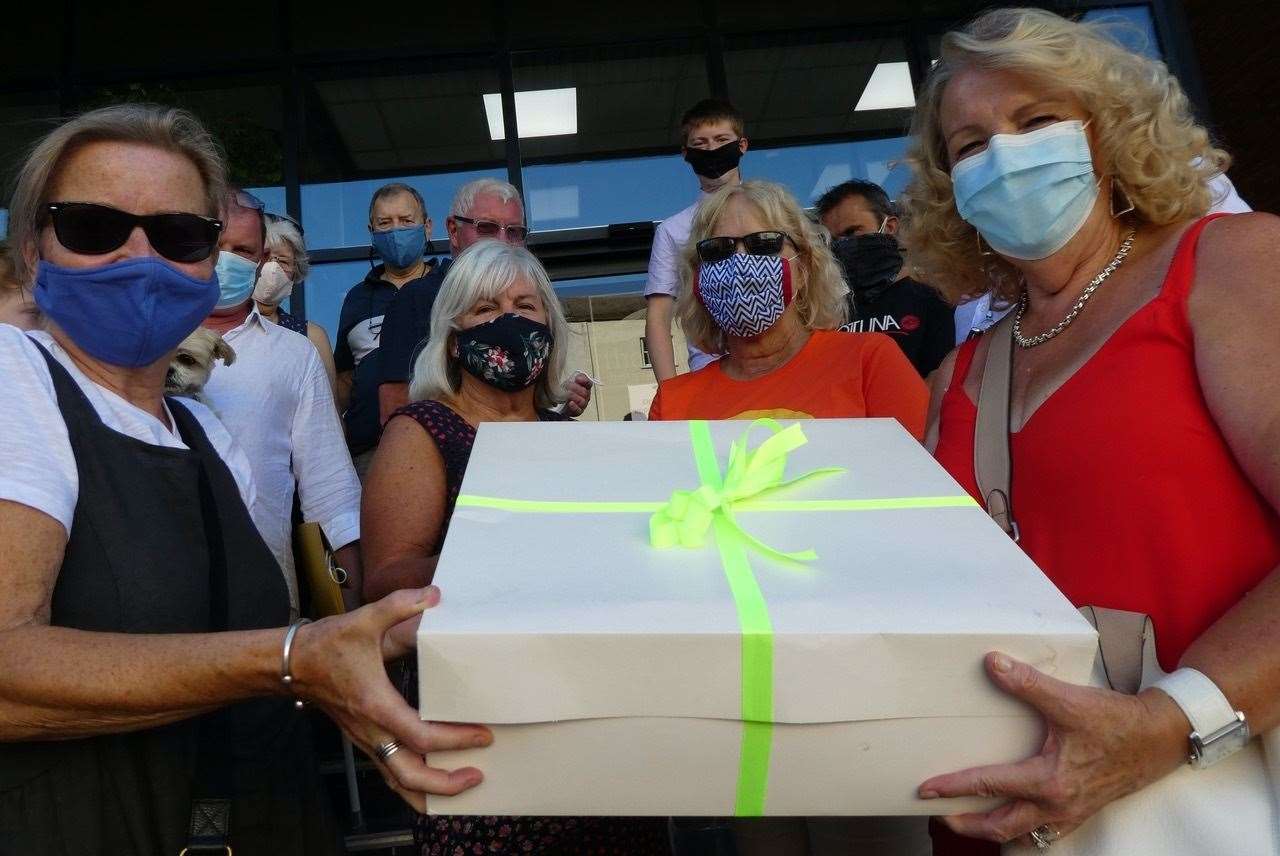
[[696, 230, 791, 264], [453, 215, 529, 244], [45, 202, 223, 263]]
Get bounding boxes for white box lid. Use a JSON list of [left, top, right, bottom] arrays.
[[418, 418, 1097, 725]]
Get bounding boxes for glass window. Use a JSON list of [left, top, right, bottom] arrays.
[[725, 32, 914, 141], [300, 62, 507, 248], [753, 136, 913, 206], [512, 42, 711, 230]]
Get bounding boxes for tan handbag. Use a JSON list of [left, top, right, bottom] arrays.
[[293, 522, 349, 618]]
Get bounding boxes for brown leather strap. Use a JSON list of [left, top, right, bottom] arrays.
[[973, 313, 1019, 540]]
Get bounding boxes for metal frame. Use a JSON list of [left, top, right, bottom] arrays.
[[10, 0, 1205, 316]]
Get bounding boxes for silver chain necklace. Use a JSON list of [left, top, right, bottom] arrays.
[[1013, 230, 1137, 349]]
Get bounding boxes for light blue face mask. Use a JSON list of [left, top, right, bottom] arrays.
[[951, 120, 1099, 261], [371, 224, 427, 270], [213, 250, 259, 310]]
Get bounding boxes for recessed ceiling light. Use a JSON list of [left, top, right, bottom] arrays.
[[484, 88, 578, 140], [854, 62, 916, 112]]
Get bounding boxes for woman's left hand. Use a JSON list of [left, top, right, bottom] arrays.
[[919, 652, 1188, 846], [563, 372, 593, 417]]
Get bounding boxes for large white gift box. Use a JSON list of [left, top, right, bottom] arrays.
[[417, 418, 1097, 816]]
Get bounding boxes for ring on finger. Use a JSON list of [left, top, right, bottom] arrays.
[[1029, 824, 1060, 849], [375, 739, 402, 762]]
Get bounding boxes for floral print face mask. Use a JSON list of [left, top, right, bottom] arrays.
[[454, 312, 553, 392]]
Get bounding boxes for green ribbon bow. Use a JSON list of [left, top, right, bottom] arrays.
[[454, 417, 978, 816], [649, 418, 843, 564]]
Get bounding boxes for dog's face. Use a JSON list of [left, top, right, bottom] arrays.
[[165, 327, 236, 397]]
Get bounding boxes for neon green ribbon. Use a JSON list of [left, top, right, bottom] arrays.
[[453, 418, 979, 816]]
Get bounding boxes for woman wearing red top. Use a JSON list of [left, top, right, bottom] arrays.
[[900, 8, 1280, 854]]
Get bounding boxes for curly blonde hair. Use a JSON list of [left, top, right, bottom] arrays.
[[899, 7, 1230, 305], [676, 180, 848, 354]]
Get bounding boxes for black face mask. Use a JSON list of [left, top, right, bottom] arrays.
[[454, 313, 553, 392], [831, 232, 904, 297], [683, 139, 744, 180]]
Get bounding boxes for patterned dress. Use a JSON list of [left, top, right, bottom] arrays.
[[392, 400, 671, 856]]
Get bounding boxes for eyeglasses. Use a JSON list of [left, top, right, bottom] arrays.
[[696, 231, 791, 264], [453, 215, 529, 244], [45, 202, 223, 263]]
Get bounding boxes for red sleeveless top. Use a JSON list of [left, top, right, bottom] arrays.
[[935, 215, 1280, 671]]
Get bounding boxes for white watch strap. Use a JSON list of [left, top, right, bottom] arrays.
[[1153, 668, 1238, 737]]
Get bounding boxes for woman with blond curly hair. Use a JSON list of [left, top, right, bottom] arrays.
[[648, 179, 927, 436], [900, 7, 1280, 855]]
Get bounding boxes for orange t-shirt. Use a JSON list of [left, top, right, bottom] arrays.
[[648, 329, 929, 438]]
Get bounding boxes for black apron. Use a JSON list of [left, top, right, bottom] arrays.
[[0, 344, 339, 856]]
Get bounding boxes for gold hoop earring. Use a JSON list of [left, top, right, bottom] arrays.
[[1111, 178, 1135, 219]]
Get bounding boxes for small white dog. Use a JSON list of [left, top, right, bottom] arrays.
[[165, 327, 236, 406]]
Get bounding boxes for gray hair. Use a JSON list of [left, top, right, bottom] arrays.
[[8, 103, 228, 285], [368, 182, 426, 224], [409, 241, 567, 409], [264, 214, 311, 283], [450, 178, 523, 218]]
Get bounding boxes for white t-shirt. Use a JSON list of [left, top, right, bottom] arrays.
[[0, 325, 257, 536], [644, 195, 720, 371]]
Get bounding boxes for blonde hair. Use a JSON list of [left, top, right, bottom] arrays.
[[676, 180, 848, 354], [265, 214, 311, 284], [409, 241, 568, 409], [7, 103, 228, 286], [899, 7, 1230, 305]]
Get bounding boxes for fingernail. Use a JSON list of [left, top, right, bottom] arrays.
[[919, 788, 939, 799], [991, 653, 1013, 673], [473, 733, 491, 747]]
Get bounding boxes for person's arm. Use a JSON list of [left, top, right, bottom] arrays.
[[306, 321, 339, 400], [645, 296, 678, 383], [378, 282, 425, 424], [0, 497, 489, 805], [333, 293, 357, 414], [919, 214, 1280, 845], [362, 414, 447, 602], [291, 348, 363, 571], [860, 334, 930, 440], [379, 383, 410, 426]]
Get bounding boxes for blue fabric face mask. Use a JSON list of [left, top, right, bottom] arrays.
[[34, 257, 219, 368], [371, 225, 427, 270], [951, 120, 1099, 261], [213, 250, 259, 310]]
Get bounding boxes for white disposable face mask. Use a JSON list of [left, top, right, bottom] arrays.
[[251, 260, 294, 307]]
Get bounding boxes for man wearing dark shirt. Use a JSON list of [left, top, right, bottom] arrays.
[[336, 182, 436, 477], [815, 180, 955, 378]]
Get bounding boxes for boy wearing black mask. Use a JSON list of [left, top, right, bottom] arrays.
[[816, 180, 955, 378], [644, 99, 748, 382]]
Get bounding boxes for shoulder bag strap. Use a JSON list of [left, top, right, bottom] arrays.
[[973, 312, 1019, 540]]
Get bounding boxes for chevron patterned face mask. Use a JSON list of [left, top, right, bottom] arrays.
[[696, 253, 794, 339]]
